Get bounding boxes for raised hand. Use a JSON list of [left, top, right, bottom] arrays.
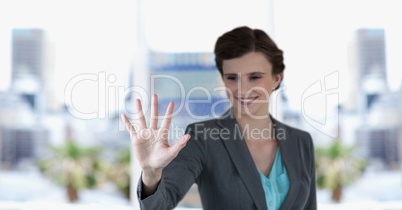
[[121, 94, 191, 194]]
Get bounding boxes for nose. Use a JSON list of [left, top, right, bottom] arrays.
[[238, 77, 251, 97]]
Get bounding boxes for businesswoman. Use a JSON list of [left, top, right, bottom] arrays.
[[121, 26, 317, 210]]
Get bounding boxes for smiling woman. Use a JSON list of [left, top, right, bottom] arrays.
[[121, 26, 317, 210], [220, 52, 281, 118]]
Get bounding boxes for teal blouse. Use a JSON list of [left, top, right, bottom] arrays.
[[257, 148, 290, 210]]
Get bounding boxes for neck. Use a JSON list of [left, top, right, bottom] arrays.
[[233, 111, 276, 142], [233, 109, 272, 126], [236, 115, 273, 130]]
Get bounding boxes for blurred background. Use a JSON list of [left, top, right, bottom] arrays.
[[1, 0, 402, 209]]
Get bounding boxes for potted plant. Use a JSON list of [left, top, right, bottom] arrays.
[[38, 140, 105, 202], [315, 139, 366, 202], [106, 147, 131, 200]]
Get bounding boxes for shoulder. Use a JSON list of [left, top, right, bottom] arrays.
[[184, 118, 223, 141], [287, 124, 312, 141], [186, 118, 220, 127], [274, 119, 314, 149], [185, 118, 220, 131], [274, 118, 310, 135]]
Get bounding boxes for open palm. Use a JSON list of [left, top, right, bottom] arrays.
[[121, 94, 191, 172]]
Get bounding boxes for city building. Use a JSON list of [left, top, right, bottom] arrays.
[[149, 51, 229, 125], [0, 29, 57, 170], [346, 29, 388, 113], [11, 28, 58, 113], [0, 92, 49, 170], [356, 126, 400, 169], [342, 28, 402, 169]]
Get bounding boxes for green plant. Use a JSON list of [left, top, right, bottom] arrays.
[[107, 147, 131, 199], [315, 139, 366, 202], [37, 140, 105, 202]]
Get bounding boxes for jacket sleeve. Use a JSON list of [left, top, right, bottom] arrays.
[[304, 133, 317, 210], [137, 124, 206, 210]]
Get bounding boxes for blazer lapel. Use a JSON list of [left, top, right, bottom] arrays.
[[273, 118, 301, 210], [216, 111, 302, 210], [216, 111, 267, 210]]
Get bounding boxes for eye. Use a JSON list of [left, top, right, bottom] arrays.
[[250, 76, 262, 81], [226, 76, 237, 81]]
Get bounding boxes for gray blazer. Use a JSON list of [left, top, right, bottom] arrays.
[[137, 111, 317, 210]]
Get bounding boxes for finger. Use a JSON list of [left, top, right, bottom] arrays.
[[150, 94, 158, 130], [121, 114, 137, 137], [168, 134, 191, 157], [120, 114, 131, 131], [135, 99, 147, 129], [160, 101, 174, 131]]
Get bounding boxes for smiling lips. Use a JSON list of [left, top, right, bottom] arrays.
[[235, 97, 258, 105]]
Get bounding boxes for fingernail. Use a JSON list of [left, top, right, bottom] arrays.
[[182, 134, 190, 142]]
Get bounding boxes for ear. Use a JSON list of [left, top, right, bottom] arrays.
[[273, 73, 283, 89]]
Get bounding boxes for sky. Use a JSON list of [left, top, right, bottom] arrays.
[[0, 0, 401, 114]]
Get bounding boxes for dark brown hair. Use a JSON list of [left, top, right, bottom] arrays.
[[214, 26, 285, 90]]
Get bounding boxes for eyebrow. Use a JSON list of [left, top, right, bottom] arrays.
[[223, 72, 266, 76]]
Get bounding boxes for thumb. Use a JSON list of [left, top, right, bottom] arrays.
[[168, 134, 191, 157]]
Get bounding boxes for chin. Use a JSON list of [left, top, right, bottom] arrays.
[[232, 104, 269, 118], [233, 106, 256, 117]]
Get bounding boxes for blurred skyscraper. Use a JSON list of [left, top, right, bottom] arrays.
[[11, 28, 57, 113], [0, 127, 49, 170], [357, 29, 388, 112], [356, 126, 400, 169], [12, 29, 45, 81], [347, 29, 402, 169], [149, 51, 229, 123], [346, 29, 388, 112], [0, 92, 49, 170], [357, 29, 387, 80], [0, 29, 55, 170]]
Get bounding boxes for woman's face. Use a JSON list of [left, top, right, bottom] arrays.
[[222, 52, 281, 118]]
